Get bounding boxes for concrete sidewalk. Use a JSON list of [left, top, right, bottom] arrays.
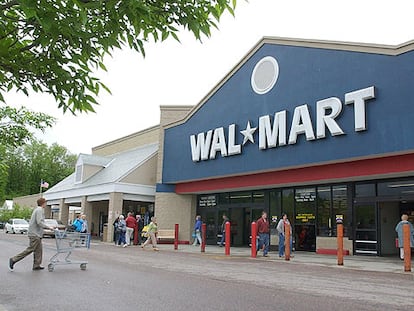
[[151, 243, 413, 275]]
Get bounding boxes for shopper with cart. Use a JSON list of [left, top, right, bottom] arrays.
[[9, 197, 54, 271]]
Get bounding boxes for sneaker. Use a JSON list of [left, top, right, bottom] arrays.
[[153, 247, 159, 251], [9, 258, 14, 271], [32, 266, 45, 270], [123, 244, 127, 248]]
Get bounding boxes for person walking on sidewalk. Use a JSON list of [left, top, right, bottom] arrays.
[[192, 215, 202, 246], [113, 216, 120, 245], [142, 216, 159, 251], [277, 213, 292, 258], [395, 213, 414, 260], [9, 197, 54, 271], [136, 214, 143, 245], [257, 211, 270, 257], [125, 212, 136, 246]]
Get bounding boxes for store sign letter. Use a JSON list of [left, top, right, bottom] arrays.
[[190, 86, 375, 162]]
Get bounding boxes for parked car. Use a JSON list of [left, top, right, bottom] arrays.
[[5, 218, 29, 234], [56, 220, 68, 231], [0, 221, 5, 230], [43, 219, 60, 237]]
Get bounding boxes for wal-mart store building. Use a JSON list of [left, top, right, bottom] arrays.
[[155, 37, 414, 256]]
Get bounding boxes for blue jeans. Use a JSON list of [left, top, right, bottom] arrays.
[[279, 233, 293, 256], [258, 233, 269, 256], [220, 231, 225, 246], [118, 232, 126, 245]]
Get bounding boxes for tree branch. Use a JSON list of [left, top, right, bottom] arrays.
[[1, 0, 19, 11]]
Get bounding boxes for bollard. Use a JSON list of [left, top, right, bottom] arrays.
[[201, 223, 206, 253], [251, 222, 257, 258], [225, 221, 231, 256], [285, 222, 291, 261], [403, 223, 411, 272], [337, 221, 344, 266], [174, 223, 179, 250]]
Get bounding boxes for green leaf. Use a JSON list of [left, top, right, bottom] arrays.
[[0, 0, 240, 114]]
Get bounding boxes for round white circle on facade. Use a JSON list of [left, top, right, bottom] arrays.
[[251, 56, 279, 95]]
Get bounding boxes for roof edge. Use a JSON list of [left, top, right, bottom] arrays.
[[92, 124, 160, 152], [164, 36, 414, 130]]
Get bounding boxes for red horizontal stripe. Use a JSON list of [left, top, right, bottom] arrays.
[[175, 153, 414, 193]]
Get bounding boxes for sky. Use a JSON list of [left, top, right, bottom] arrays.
[[4, 0, 414, 154]]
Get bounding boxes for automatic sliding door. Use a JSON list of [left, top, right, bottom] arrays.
[[355, 203, 378, 255]]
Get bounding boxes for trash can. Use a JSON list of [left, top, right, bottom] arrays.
[[102, 223, 108, 242]]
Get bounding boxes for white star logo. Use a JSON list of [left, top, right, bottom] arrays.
[[240, 121, 257, 145]]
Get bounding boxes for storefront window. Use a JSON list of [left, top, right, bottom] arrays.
[[252, 191, 265, 203], [295, 187, 316, 251], [269, 191, 281, 238], [378, 179, 414, 196], [332, 185, 348, 236], [229, 192, 252, 204], [317, 187, 331, 237], [218, 193, 229, 204], [295, 188, 316, 224], [355, 183, 376, 197], [282, 189, 294, 219], [269, 191, 281, 221], [198, 195, 217, 208]]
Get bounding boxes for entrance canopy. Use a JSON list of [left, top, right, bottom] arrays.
[[45, 143, 158, 205]]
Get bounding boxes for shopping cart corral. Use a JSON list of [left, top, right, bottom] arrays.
[[48, 229, 90, 272]]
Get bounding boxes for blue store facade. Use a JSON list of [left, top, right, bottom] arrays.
[[156, 38, 414, 256]]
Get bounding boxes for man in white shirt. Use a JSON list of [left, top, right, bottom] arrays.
[[9, 197, 53, 271]]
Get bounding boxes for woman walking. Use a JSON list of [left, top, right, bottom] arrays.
[[142, 216, 159, 251]]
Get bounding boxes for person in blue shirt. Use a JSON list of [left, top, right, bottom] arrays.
[[72, 215, 82, 232], [192, 215, 202, 246]]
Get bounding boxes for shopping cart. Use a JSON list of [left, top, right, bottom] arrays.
[[48, 229, 90, 272]]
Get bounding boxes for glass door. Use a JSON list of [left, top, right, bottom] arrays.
[[200, 210, 217, 245], [244, 208, 263, 245], [294, 188, 317, 251], [354, 203, 378, 255]]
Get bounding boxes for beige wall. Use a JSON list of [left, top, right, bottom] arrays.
[[107, 192, 123, 242], [155, 192, 196, 242], [154, 106, 195, 242], [12, 194, 41, 209], [92, 126, 160, 156], [82, 165, 103, 182], [316, 236, 353, 253], [121, 154, 157, 185], [157, 106, 193, 183]]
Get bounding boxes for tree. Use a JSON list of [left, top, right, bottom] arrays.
[[4, 140, 76, 198], [0, 105, 55, 147], [0, 203, 33, 222], [0, 0, 237, 114]]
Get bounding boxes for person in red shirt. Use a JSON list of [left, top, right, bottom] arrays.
[[125, 212, 137, 246], [256, 211, 270, 257]]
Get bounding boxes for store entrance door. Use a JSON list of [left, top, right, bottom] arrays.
[[354, 203, 378, 255], [378, 201, 400, 256], [243, 208, 263, 246]]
